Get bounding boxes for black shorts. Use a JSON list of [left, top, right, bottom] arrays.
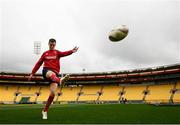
[[42, 68, 59, 83]]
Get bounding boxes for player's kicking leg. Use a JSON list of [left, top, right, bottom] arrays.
[[46, 71, 70, 86]]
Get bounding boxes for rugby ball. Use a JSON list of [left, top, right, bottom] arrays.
[[109, 25, 129, 42]]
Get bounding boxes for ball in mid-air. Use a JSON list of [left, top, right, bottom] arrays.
[[109, 25, 129, 42]]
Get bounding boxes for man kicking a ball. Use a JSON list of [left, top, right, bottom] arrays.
[[28, 38, 79, 119]]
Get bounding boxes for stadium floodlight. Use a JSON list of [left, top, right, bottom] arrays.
[[34, 41, 41, 55]]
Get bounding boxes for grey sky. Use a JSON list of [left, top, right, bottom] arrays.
[[0, 0, 180, 74]]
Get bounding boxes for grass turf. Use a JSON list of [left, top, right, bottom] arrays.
[[0, 103, 180, 124]]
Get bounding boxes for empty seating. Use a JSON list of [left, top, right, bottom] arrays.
[[124, 85, 146, 100], [173, 82, 180, 103], [0, 85, 17, 103], [145, 84, 173, 103], [99, 85, 122, 101], [36, 86, 51, 102], [58, 86, 81, 102], [78, 85, 101, 101], [0, 83, 177, 104], [16, 85, 40, 103]]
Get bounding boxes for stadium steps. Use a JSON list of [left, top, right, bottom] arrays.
[[123, 85, 146, 101], [96, 85, 104, 103], [15, 86, 40, 103], [76, 85, 83, 102], [142, 85, 149, 101], [169, 82, 177, 103], [0, 82, 179, 104], [78, 85, 101, 102], [14, 86, 20, 103], [119, 86, 125, 101], [36, 86, 51, 103], [145, 84, 174, 103], [55, 86, 63, 102], [58, 86, 81, 102], [34, 86, 41, 103], [99, 85, 122, 102], [173, 82, 180, 103]]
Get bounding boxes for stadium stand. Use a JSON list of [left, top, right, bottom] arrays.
[[173, 82, 180, 103], [99, 85, 122, 102], [145, 84, 174, 103], [78, 85, 102, 102], [36, 86, 51, 103], [16, 85, 40, 103], [0, 85, 17, 103], [0, 63, 180, 104], [57, 86, 81, 102], [123, 85, 146, 101]]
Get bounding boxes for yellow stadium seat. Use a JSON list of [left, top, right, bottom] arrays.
[[173, 82, 180, 103], [58, 86, 81, 102], [145, 84, 173, 103], [35, 85, 61, 103], [0, 85, 17, 103], [36, 86, 51, 102], [124, 85, 146, 100], [78, 85, 101, 102], [0, 83, 177, 104], [16, 85, 40, 103], [99, 85, 122, 101]]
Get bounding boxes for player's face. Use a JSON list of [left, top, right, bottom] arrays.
[[49, 42, 56, 50]]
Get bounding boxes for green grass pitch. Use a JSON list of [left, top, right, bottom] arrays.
[[0, 104, 180, 124]]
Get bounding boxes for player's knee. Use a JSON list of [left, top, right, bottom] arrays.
[[47, 72, 60, 83], [46, 71, 54, 78]]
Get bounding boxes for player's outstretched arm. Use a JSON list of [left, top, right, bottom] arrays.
[[72, 46, 79, 53], [59, 46, 79, 57]]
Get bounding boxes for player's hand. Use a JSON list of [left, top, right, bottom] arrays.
[[72, 46, 79, 53], [28, 74, 33, 81]]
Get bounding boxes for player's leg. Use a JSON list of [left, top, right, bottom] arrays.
[[42, 83, 58, 119], [46, 71, 60, 83], [46, 70, 70, 86], [44, 83, 57, 112]]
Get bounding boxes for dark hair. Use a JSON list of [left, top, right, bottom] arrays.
[[49, 38, 56, 43]]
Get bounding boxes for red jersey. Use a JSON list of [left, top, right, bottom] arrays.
[[31, 49, 73, 75]]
